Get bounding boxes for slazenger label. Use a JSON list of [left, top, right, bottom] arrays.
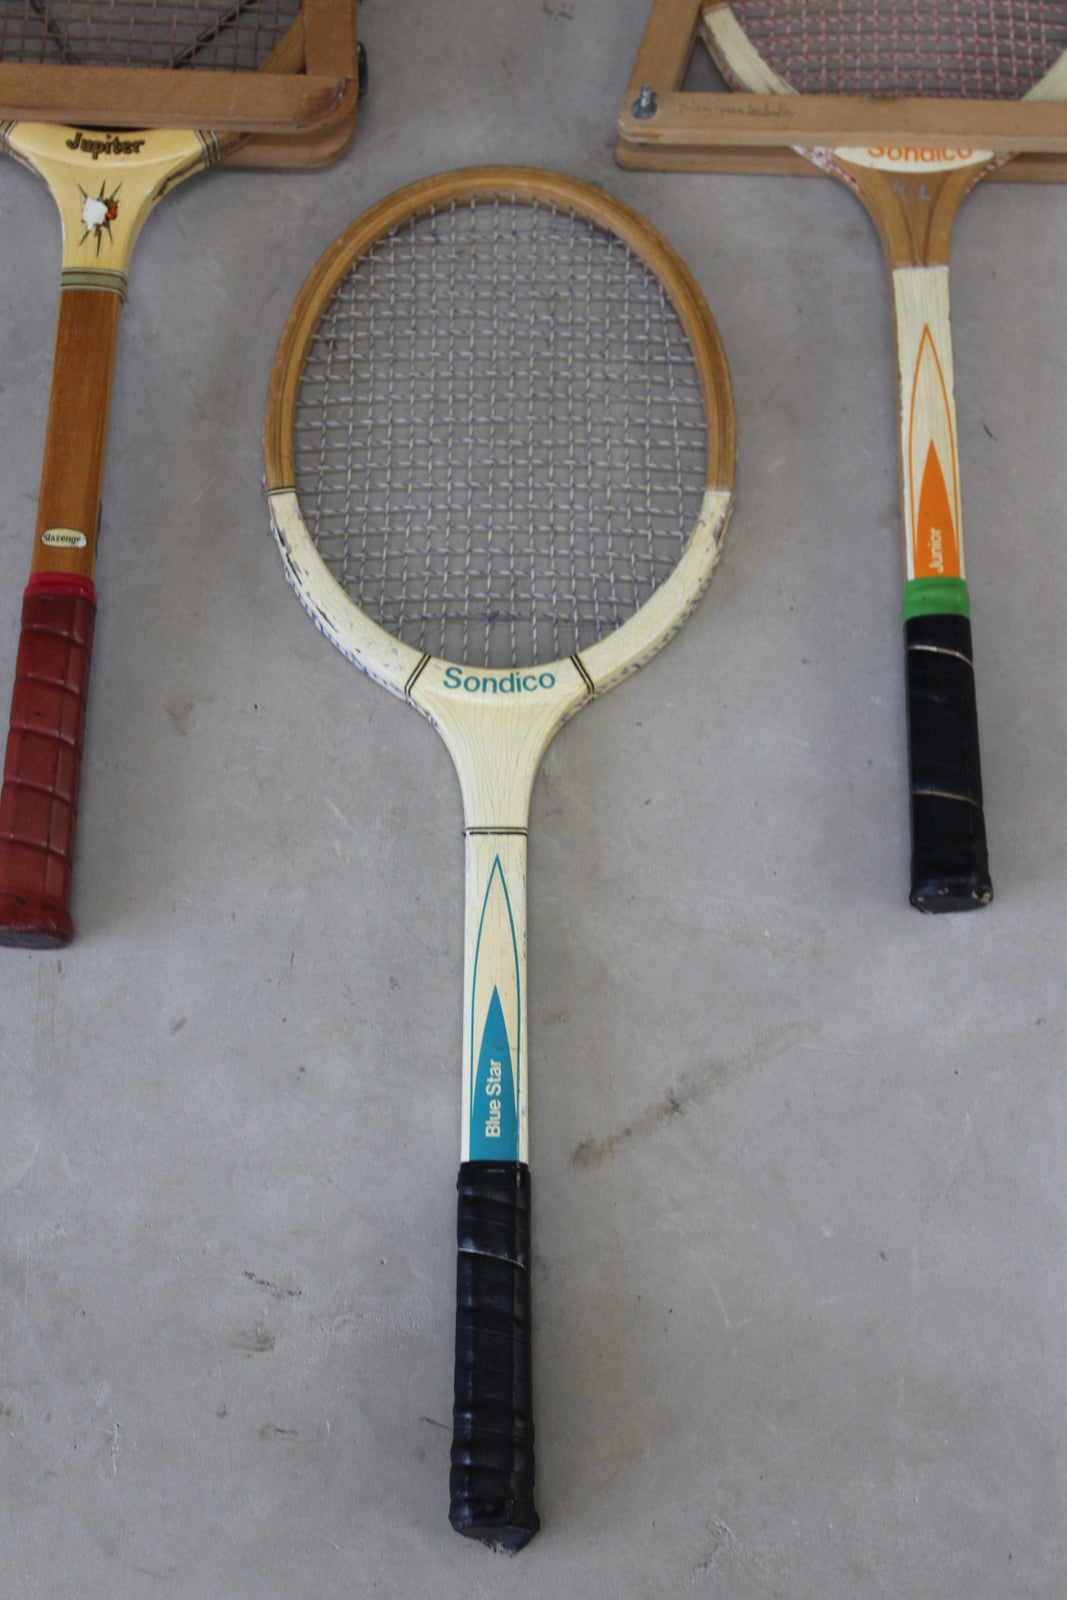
[[41, 528, 88, 549], [443, 665, 557, 694], [838, 146, 993, 172]]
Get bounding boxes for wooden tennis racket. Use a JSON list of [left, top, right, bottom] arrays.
[[0, 0, 359, 947], [702, 1, 1067, 910], [264, 167, 735, 1547]]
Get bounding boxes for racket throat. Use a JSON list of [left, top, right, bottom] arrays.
[[4, 122, 211, 281]]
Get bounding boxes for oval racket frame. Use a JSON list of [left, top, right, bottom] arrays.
[[264, 166, 735, 1550], [265, 165, 735, 708]]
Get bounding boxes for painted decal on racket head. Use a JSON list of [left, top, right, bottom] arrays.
[[443, 665, 558, 696], [79, 183, 121, 253], [836, 146, 992, 172], [66, 131, 147, 161]]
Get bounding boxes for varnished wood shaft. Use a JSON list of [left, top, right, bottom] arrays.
[[31, 287, 124, 584]]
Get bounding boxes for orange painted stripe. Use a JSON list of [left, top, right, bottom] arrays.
[[907, 323, 962, 580], [914, 440, 960, 580]]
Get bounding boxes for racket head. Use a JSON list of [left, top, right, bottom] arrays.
[[0, 0, 360, 138], [265, 166, 735, 707], [703, 2, 1067, 102]]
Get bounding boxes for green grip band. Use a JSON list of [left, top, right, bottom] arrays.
[[903, 575, 970, 624]]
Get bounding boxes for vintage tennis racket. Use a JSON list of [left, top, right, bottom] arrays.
[[702, 1, 1067, 910], [0, 0, 359, 948], [264, 167, 735, 1547]]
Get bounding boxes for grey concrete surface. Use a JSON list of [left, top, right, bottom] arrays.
[[1, 3, 1065, 1595]]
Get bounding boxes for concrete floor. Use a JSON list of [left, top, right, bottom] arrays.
[[1, 2, 1066, 1594]]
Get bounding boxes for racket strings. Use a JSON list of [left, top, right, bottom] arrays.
[[1, 0, 296, 68], [292, 193, 709, 671], [728, 0, 1067, 98]]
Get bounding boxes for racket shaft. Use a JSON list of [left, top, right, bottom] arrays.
[[891, 265, 992, 909], [450, 825, 539, 1544], [0, 285, 122, 945]]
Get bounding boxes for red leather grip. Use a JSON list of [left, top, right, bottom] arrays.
[[0, 586, 96, 947]]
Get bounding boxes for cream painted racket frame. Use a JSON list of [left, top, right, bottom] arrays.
[[264, 166, 735, 1547]]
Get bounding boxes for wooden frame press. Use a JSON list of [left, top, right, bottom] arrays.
[[617, 0, 1067, 180]]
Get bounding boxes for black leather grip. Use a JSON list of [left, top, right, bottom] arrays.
[[449, 1160, 540, 1550], [905, 612, 992, 912]]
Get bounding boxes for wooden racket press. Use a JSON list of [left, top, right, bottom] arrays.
[[617, 0, 1067, 179]]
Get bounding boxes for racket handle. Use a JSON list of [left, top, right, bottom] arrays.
[[449, 1160, 540, 1550], [906, 611, 992, 912], [0, 584, 96, 947]]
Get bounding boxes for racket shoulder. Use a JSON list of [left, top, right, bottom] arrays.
[[577, 485, 732, 696], [266, 486, 425, 701], [5, 123, 212, 274], [410, 659, 593, 828]]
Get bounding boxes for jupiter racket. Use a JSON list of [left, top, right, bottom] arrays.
[[264, 167, 735, 1547], [702, 1, 1067, 910], [0, 0, 359, 947]]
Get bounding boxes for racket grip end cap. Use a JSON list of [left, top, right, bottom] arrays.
[[909, 793, 993, 913], [449, 1160, 540, 1552], [0, 585, 96, 948], [905, 612, 992, 914], [0, 889, 74, 948]]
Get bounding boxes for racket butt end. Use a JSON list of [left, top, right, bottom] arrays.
[[909, 792, 993, 912], [449, 1160, 540, 1551], [0, 888, 74, 948], [905, 612, 992, 913], [448, 1479, 540, 1553]]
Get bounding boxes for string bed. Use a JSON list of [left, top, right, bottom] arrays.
[[727, 0, 1067, 97], [291, 193, 710, 671], [0, 0, 298, 69]]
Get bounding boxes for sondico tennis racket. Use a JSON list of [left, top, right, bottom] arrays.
[[0, 0, 358, 947], [264, 168, 735, 1547], [702, 1, 1067, 910]]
